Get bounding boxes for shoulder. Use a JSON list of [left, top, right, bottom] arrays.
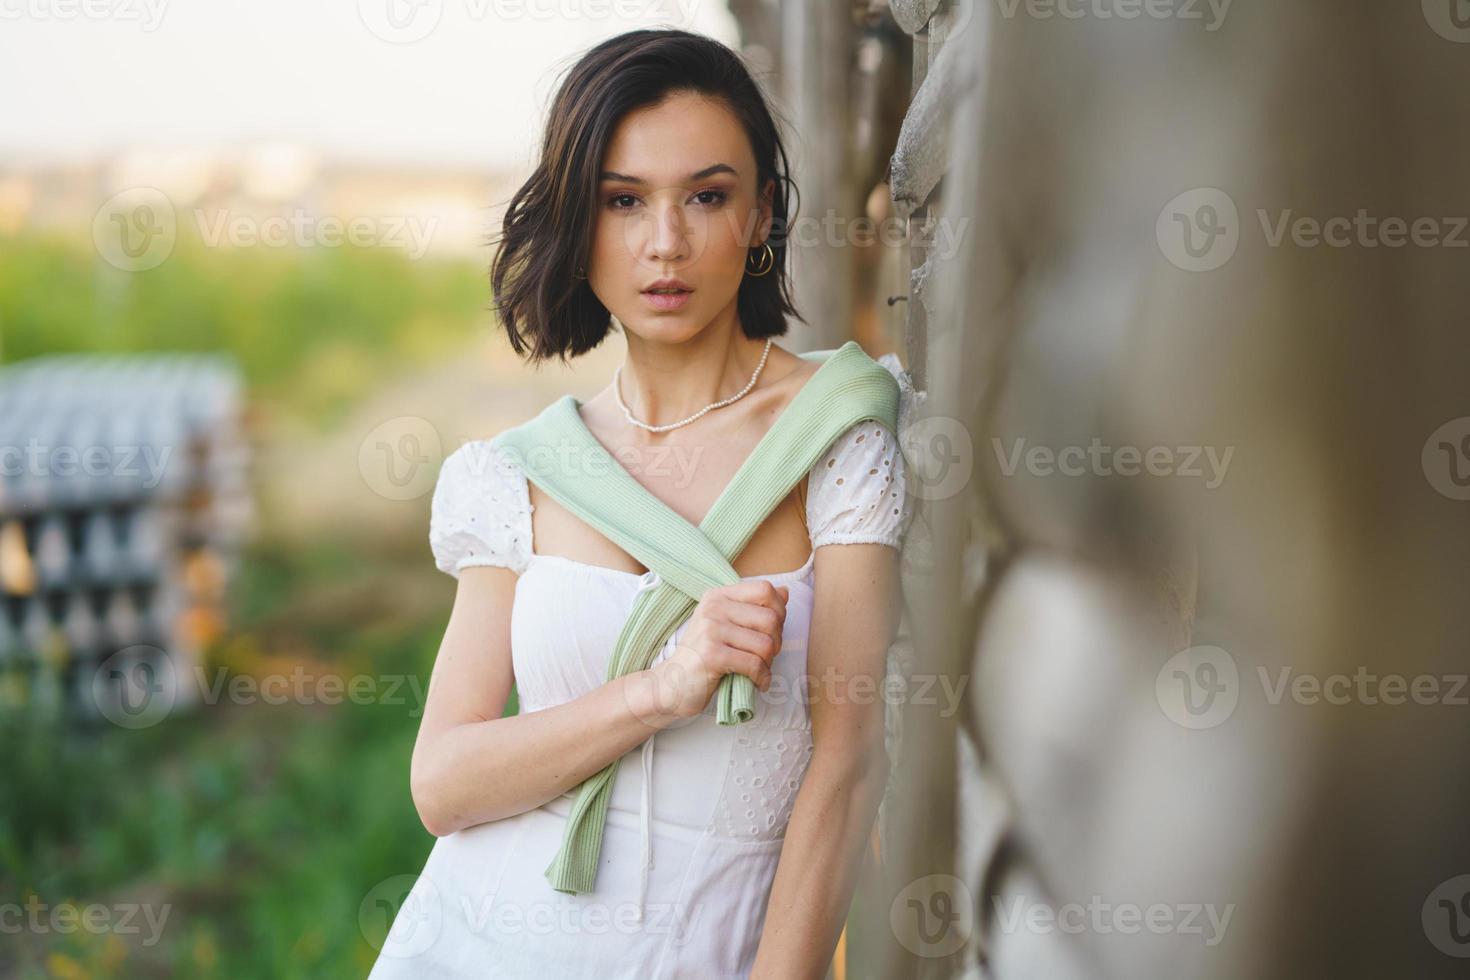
[[805, 353, 917, 551], [428, 439, 534, 578]]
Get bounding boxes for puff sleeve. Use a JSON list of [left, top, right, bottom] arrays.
[[428, 439, 534, 577], [805, 353, 917, 550]]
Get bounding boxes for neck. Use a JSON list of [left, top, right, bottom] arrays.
[[618, 323, 770, 430]]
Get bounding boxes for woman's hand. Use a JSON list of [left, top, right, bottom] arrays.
[[646, 580, 789, 721]]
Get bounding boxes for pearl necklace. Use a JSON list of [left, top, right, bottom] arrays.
[[614, 338, 774, 433]]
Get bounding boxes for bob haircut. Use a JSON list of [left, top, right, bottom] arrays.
[[490, 28, 802, 365]]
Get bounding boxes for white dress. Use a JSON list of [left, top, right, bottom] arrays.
[[368, 358, 915, 979]]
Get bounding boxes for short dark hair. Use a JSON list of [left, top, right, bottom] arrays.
[[489, 28, 802, 365]]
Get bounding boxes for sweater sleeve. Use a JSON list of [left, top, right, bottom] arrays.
[[428, 439, 534, 577]]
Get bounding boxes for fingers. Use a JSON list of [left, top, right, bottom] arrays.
[[713, 620, 782, 665], [686, 580, 790, 694], [719, 579, 790, 614], [710, 582, 789, 634], [715, 594, 785, 643], [711, 647, 772, 692]]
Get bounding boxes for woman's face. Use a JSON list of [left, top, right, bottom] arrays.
[[589, 91, 773, 344]]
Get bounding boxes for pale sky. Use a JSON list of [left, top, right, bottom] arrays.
[[0, 0, 740, 169]]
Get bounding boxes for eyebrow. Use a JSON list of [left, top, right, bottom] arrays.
[[598, 163, 738, 184]]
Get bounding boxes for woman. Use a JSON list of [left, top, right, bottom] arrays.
[[368, 28, 915, 980]]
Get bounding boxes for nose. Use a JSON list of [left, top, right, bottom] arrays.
[[644, 201, 690, 262]]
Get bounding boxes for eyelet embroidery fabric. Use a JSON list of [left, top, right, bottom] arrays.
[[710, 726, 816, 840], [804, 352, 916, 550], [428, 438, 534, 578]]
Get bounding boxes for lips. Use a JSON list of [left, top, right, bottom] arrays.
[[641, 286, 692, 311], [643, 276, 693, 293]]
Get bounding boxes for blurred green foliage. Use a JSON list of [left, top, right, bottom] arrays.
[[0, 232, 515, 977], [0, 232, 488, 427]]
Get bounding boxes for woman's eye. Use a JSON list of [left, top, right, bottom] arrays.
[[606, 190, 726, 210]]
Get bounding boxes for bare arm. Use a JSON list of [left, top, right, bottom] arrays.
[[749, 542, 902, 979], [409, 564, 682, 838]]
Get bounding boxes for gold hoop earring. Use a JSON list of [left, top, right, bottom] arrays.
[[745, 241, 775, 278], [574, 266, 588, 280]]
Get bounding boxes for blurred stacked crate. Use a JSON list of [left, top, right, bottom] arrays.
[[0, 353, 251, 722]]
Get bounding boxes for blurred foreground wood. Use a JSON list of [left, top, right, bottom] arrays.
[[735, 1, 1470, 978]]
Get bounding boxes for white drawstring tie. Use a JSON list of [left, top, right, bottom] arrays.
[[632, 570, 665, 926], [634, 730, 655, 923]]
